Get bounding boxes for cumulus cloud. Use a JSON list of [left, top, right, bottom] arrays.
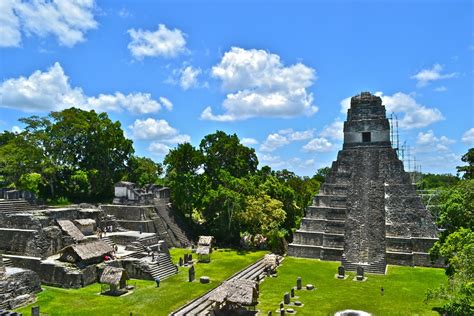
[[320, 119, 344, 141], [411, 64, 458, 87], [0, 62, 168, 114], [241, 138, 258, 146], [416, 130, 455, 153], [129, 118, 177, 140], [159, 96, 173, 110], [340, 92, 444, 129], [148, 142, 170, 155], [260, 133, 290, 152], [302, 137, 333, 152], [260, 128, 314, 152], [201, 47, 317, 121], [127, 24, 187, 59], [11, 125, 22, 133], [0, 0, 98, 48], [179, 66, 201, 90], [129, 118, 190, 156], [462, 128, 474, 145]]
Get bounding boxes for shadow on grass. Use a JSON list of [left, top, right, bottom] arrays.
[[431, 306, 446, 315]]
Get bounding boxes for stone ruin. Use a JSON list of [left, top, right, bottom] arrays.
[[289, 92, 441, 273], [107, 182, 192, 248], [0, 253, 41, 310], [0, 182, 195, 297]]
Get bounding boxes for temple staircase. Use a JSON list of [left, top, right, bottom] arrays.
[[341, 254, 387, 274], [148, 253, 177, 280]]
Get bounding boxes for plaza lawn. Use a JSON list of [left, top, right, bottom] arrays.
[[257, 257, 447, 315], [17, 248, 267, 316]]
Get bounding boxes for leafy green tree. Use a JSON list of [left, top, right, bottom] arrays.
[[240, 194, 286, 251], [457, 148, 474, 180], [0, 108, 134, 202], [125, 156, 163, 187], [313, 166, 331, 183], [18, 173, 43, 196], [418, 173, 460, 190], [426, 149, 474, 314], [426, 228, 473, 314], [199, 131, 258, 183], [164, 143, 203, 220]]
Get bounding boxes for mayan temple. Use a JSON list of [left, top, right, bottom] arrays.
[[288, 92, 440, 274]]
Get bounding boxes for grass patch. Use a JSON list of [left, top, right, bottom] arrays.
[[258, 257, 447, 315], [17, 248, 267, 316]]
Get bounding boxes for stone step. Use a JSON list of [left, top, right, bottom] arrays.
[[300, 218, 345, 234], [313, 195, 347, 208], [2, 258, 13, 268], [306, 206, 346, 220]]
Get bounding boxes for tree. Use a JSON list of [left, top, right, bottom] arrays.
[[426, 149, 474, 314], [199, 131, 258, 182], [457, 148, 474, 179], [0, 108, 134, 202], [125, 156, 163, 187], [426, 228, 473, 314], [164, 143, 203, 221], [313, 167, 331, 183]]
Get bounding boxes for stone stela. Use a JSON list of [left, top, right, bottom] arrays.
[[288, 92, 440, 274]]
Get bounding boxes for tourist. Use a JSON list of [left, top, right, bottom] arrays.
[[155, 277, 160, 287], [381, 286, 384, 296]]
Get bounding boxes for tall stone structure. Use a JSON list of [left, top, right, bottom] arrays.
[[288, 92, 439, 273]]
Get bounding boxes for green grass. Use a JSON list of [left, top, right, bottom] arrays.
[[16, 248, 267, 316], [257, 257, 447, 315]]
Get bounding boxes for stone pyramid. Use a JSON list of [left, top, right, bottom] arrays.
[[288, 92, 440, 274]]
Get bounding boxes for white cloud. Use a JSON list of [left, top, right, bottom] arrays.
[[279, 128, 314, 141], [129, 118, 177, 140], [129, 118, 190, 154], [416, 130, 455, 153], [260, 133, 290, 152], [378, 92, 444, 129], [340, 92, 444, 129], [241, 138, 258, 146], [0, 0, 21, 47], [201, 47, 317, 121], [11, 125, 22, 133], [87, 92, 162, 114], [148, 142, 170, 155], [320, 119, 344, 141], [461, 128, 474, 145], [340, 97, 351, 114], [179, 66, 201, 90], [434, 86, 447, 92], [302, 137, 333, 152], [159, 97, 173, 110], [260, 128, 314, 152], [0, 0, 98, 48], [0, 62, 167, 114], [127, 24, 186, 59], [411, 64, 458, 87]]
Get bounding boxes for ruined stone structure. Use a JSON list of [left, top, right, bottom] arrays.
[[288, 92, 439, 273]]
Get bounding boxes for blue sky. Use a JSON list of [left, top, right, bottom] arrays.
[[1, 0, 473, 176]]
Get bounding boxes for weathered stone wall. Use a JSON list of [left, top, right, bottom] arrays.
[[344, 149, 386, 265], [0, 268, 41, 309]]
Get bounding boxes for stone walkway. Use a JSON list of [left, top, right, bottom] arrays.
[[171, 254, 283, 316]]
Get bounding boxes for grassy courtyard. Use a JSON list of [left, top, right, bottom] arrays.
[[16, 248, 267, 316], [258, 257, 447, 315]]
